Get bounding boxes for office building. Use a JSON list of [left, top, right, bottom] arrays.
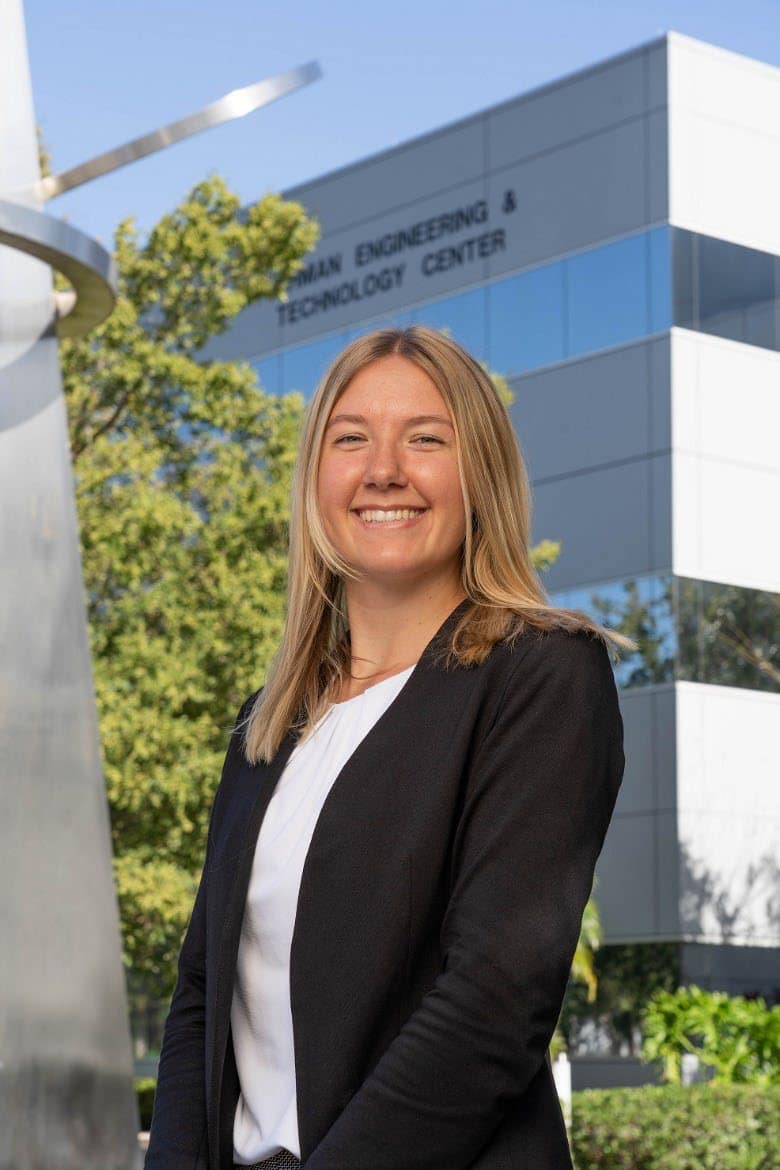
[[210, 32, 780, 1049]]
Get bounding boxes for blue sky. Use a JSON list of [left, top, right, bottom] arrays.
[[24, 0, 780, 248]]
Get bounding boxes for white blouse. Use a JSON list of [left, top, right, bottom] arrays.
[[231, 664, 417, 1165]]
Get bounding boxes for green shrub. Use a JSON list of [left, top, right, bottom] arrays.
[[641, 985, 780, 1085], [135, 1077, 156, 1131], [571, 1082, 780, 1169]]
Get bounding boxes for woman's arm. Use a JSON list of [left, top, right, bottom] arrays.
[[143, 699, 250, 1170], [304, 629, 626, 1170]]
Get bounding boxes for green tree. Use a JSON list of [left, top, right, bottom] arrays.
[[560, 942, 680, 1057], [60, 175, 319, 1015]]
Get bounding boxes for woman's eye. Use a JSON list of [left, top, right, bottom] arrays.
[[334, 435, 443, 445]]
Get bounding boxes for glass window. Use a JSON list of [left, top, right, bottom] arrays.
[[250, 353, 282, 397], [648, 226, 672, 333], [281, 333, 348, 398], [672, 229, 780, 353], [549, 572, 779, 695], [674, 577, 780, 693], [487, 263, 566, 377], [566, 233, 648, 356], [413, 288, 487, 363], [549, 574, 675, 689]]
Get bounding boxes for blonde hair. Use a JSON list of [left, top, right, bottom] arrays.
[[242, 325, 637, 764]]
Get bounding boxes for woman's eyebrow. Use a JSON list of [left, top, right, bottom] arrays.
[[326, 413, 454, 428]]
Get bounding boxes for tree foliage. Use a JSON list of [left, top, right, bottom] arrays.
[[641, 984, 780, 1085], [61, 176, 319, 1004]]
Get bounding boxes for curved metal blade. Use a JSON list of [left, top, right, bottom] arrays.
[[36, 61, 322, 200]]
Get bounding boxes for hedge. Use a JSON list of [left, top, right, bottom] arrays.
[[571, 1082, 780, 1169], [136, 1078, 780, 1168]]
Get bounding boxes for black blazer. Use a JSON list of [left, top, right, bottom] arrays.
[[145, 598, 625, 1170]]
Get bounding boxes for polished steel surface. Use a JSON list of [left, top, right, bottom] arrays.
[[1, 11, 320, 1165], [0, 198, 116, 338], [0, 2, 141, 1166], [36, 61, 322, 199]]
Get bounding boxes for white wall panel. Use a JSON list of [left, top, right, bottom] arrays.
[[676, 682, 779, 814], [673, 451, 780, 592], [671, 329, 780, 593], [669, 31, 780, 141], [677, 810, 779, 945], [668, 33, 780, 256], [671, 330, 780, 470], [675, 682, 779, 945]]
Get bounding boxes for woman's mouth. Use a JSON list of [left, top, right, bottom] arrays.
[[351, 507, 429, 529]]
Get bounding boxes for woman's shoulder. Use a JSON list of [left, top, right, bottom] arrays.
[[495, 615, 613, 658], [489, 621, 617, 694]]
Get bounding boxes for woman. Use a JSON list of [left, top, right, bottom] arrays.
[[144, 325, 632, 1170]]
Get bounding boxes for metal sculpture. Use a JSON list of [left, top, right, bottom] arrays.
[[0, 5, 320, 1165]]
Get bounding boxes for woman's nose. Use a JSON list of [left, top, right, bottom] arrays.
[[362, 441, 407, 487]]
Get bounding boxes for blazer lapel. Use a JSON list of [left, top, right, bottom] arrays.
[[208, 728, 297, 1170]]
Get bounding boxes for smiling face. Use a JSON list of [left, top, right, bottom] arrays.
[[317, 354, 468, 594]]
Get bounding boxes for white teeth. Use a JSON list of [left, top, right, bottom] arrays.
[[356, 509, 426, 523]]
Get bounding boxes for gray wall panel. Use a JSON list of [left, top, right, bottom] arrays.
[[682, 942, 780, 998], [649, 451, 672, 574], [598, 810, 681, 939], [285, 117, 487, 235], [485, 121, 649, 279], [645, 107, 669, 222], [596, 813, 658, 937], [645, 40, 668, 109], [618, 684, 677, 816], [647, 333, 672, 450], [509, 337, 670, 482], [532, 455, 670, 590], [656, 809, 682, 937], [487, 47, 651, 170]]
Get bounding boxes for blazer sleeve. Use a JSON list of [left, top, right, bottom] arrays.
[[143, 696, 254, 1170], [303, 629, 626, 1170]]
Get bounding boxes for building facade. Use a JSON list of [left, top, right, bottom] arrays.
[[210, 32, 780, 1016]]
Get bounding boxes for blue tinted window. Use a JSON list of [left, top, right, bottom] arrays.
[[282, 333, 347, 397], [648, 226, 672, 332], [567, 233, 648, 355], [414, 288, 487, 362], [549, 573, 676, 689], [548, 571, 780, 695], [673, 229, 780, 352], [674, 576, 779, 692], [251, 353, 282, 396], [488, 263, 566, 376]]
